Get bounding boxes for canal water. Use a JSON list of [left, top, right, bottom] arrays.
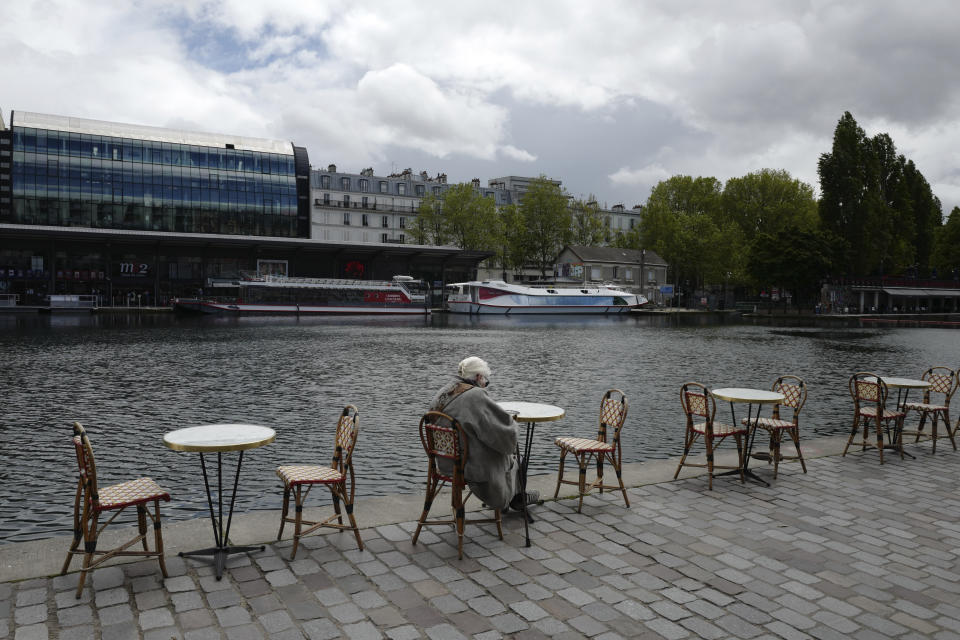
[[2, 312, 957, 544]]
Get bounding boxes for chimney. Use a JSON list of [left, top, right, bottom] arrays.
[[327, 164, 336, 173]]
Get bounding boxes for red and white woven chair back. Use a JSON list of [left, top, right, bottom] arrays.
[[332, 405, 360, 470], [850, 373, 889, 411], [71, 423, 100, 504], [598, 390, 628, 443], [923, 368, 956, 403], [682, 385, 712, 420], [420, 411, 465, 469]]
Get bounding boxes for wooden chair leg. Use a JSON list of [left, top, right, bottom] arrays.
[[674, 430, 694, 479], [944, 410, 957, 450], [153, 500, 167, 578], [278, 487, 290, 541], [915, 412, 928, 443], [494, 508, 503, 540], [453, 487, 464, 560], [412, 475, 438, 546], [705, 434, 714, 490], [576, 454, 587, 513], [345, 505, 364, 551], [875, 418, 884, 464], [734, 434, 745, 484], [596, 455, 604, 495], [553, 449, 567, 499], [931, 413, 939, 454], [291, 486, 304, 560], [842, 415, 859, 457], [771, 430, 782, 479], [609, 452, 629, 507], [788, 427, 806, 473]]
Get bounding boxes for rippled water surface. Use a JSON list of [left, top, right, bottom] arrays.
[[2, 312, 957, 543]]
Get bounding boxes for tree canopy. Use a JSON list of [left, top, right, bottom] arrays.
[[521, 177, 571, 278]]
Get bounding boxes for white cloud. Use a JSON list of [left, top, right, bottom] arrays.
[[3, 0, 960, 213]]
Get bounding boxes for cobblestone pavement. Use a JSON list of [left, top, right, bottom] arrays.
[[3, 445, 960, 639]]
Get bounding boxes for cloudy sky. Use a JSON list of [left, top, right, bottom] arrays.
[[3, 0, 959, 214]]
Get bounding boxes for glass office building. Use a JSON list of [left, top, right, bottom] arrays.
[[3, 112, 309, 237]]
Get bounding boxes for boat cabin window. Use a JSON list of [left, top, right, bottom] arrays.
[[546, 289, 557, 294], [581, 289, 588, 294]]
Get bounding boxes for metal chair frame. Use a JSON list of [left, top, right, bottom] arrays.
[[842, 372, 905, 464], [674, 382, 747, 490], [553, 389, 630, 512], [61, 422, 170, 599], [277, 405, 363, 559], [411, 411, 503, 559]]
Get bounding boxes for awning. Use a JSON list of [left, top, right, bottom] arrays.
[[882, 288, 960, 297]]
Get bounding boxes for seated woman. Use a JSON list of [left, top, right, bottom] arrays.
[[429, 356, 537, 511]]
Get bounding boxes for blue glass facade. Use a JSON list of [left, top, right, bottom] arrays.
[[7, 126, 301, 236]]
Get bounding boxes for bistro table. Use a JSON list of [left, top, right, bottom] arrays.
[[163, 424, 276, 579], [868, 376, 930, 458], [497, 401, 565, 547], [710, 388, 784, 486]]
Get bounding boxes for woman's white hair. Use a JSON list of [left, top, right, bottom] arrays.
[[458, 356, 491, 380]]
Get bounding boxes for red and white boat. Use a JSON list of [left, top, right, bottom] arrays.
[[174, 275, 430, 315], [445, 280, 647, 314]]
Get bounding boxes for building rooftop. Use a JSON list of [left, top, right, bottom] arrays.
[[11, 111, 293, 155]]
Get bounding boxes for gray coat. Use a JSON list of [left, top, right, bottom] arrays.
[[429, 379, 519, 510]]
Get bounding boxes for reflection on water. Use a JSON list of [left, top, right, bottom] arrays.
[[2, 312, 956, 543]]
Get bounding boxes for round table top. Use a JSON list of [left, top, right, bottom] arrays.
[[711, 388, 785, 404], [163, 424, 276, 452], [869, 376, 930, 389], [498, 401, 565, 422]]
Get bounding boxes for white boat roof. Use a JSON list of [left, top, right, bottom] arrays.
[[448, 280, 633, 294]]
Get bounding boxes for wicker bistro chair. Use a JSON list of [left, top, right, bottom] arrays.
[[276, 405, 363, 560], [740, 376, 808, 479], [674, 382, 748, 489], [842, 372, 906, 464], [553, 389, 629, 512], [411, 411, 503, 559], [61, 422, 171, 599], [900, 367, 958, 454]]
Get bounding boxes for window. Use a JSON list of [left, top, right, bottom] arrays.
[[625, 268, 632, 281], [379, 181, 388, 193], [362, 214, 369, 226], [432, 186, 441, 195], [343, 194, 350, 206], [399, 217, 405, 229], [397, 183, 406, 195], [359, 179, 368, 192], [320, 175, 330, 188], [416, 185, 425, 197], [341, 177, 350, 190], [612, 266, 619, 279], [381, 215, 389, 228], [362, 196, 369, 208], [343, 212, 350, 225], [629, 219, 635, 229], [399, 233, 405, 243], [323, 193, 330, 205], [381, 233, 388, 243]]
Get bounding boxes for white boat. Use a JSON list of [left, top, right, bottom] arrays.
[[445, 280, 647, 314], [174, 274, 430, 315]]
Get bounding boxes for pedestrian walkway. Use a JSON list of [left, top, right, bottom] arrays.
[[3, 441, 960, 639]]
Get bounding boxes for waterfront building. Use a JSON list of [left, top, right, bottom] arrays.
[[555, 245, 668, 304], [0, 111, 488, 306], [311, 166, 511, 244]]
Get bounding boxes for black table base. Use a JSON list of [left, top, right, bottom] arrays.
[[716, 401, 770, 487], [178, 450, 264, 579], [516, 419, 537, 547]]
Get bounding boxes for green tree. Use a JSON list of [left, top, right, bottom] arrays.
[[721, 169, 818, 238], [569, 196, 607, 246], [521, 177, 571, 278], [818, 111, 942, 277], [818, 111, 872, 275], [496, 203, 528, 278], [441, 183, 499, 251], [640, 175, 727, 291], [748, 227, 837, 308], [932, 206, 960, 278], [413, 193, 446, 245]]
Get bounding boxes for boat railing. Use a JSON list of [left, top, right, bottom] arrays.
[[0, 293, 19, 307], [48, 294, 97, 309]]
